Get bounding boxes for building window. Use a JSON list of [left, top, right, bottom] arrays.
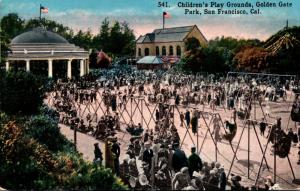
[[144, 48, 149, 56], [176, 46, 181, 56], [169, 46, 174, 56], [156, 46, 160, 55], [162, 46, 166, 56], [138, 48, 141, 56]]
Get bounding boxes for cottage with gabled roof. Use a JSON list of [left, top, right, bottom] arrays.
[[136, 25, 207, 58]]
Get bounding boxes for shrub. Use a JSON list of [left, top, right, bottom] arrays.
[[25, 114, 72, 152], [0, 120, 127, 190], [0, 71, 46, 115]]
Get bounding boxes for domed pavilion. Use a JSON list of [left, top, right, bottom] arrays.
[[6, 27, 89, 78]]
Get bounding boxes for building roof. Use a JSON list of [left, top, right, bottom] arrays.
[[137, 56, 164, 64], [11, 27, 69, 44], [136, 25, 200, 43], [8, 27, 88, 60]]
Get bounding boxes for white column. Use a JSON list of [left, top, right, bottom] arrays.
[[67, 59, 72, 79], [80, 59, 84, 77], [86, 59, 90, 74], [5, 61, 9, 72], [25, 60, 30, 72], [48, 59, 53, 78]]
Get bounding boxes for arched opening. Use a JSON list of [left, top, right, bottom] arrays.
[[169, 46, 174, 56], [162, 46, 166, 56], [138, 48, 141, 56], [156, 46, 160, 56], [144, 48, 149, 56], [176, 46, 181, 56]]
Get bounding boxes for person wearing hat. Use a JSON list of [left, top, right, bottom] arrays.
[[219, 167, 226, 191], [185, 109, 191, 128], [172, 142, 188, 173], [142, 141, 153, 173], [207, 169, 219, 191], [111, 137, 120, 176], [119, 158, 129, 185], [188, 146, 203, 178], [93, 142, 103, 164], [191, 112, 198, 135], [172, 167, 191, 190], [167, 144, 174, 176], [213, 118, 221, 142], [180, 112, 184, 127], [138, 173, 151, 190]]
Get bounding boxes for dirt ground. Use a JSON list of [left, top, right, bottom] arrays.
[[50, 87, 300, 190]]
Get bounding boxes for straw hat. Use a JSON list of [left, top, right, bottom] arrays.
[[128, 159, 136, 166], [209, 170, 216, 175], [138, 174, 149, 186], [181, 167, 189, 173]]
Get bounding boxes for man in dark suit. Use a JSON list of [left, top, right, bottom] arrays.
[[185, 110, 190, 127], [143, 142, 154, 172], [188, 146, 202, 177], [172, 143, 188, 172], [111, 137, 121, 176]]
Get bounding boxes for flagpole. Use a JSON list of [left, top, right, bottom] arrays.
[[163, 12, 165, 29], [39, 4, 41, 21]]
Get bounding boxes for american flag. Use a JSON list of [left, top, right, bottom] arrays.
[[163, 12, 171, 18], [41, 6, 48, 14]]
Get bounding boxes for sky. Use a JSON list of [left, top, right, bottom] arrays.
[[1, 0, 300, 40]]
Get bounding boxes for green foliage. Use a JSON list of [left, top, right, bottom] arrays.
[[180, 46, 228, 74], [93, 19, 136, 56], [72, 29, 93, 50], [185, 37, 201, 51], [0, 71, 46, 115], [0, 117, 127, 190], [208, 36, 261, 70], [0, 13, 25, 39], [24, 114, 72, 152], [0, 13, 24, 64]]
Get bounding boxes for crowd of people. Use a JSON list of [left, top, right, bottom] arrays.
[[45, 65, 300, 190]]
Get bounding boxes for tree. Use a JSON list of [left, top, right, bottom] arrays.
[[0, 13, 24, 39], [121, 22, 136, 55], [233, 46, 270, 72], [72, 29, 93, 50], [0, 13, 25, 64], [185, 37, 201, 51], [0, 71, 46, 115], [92, 19, 136, 57], [110, 21, 123, 54], [93, 18, 110, 51], [208, 36, 261, 70]]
